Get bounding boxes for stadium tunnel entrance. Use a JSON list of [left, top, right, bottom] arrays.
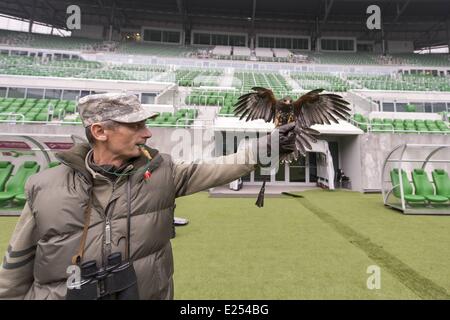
[[215, 130, 336, 190]]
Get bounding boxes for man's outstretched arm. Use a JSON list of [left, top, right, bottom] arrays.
[[0, 202, 37, 299], [172, 124, 295, 197], [172, 137, 258, 197]]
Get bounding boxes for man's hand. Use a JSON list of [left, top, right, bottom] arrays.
[[277, 122, 296, 155]]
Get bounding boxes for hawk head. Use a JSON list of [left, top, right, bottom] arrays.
[[280, 96, 293, 107]]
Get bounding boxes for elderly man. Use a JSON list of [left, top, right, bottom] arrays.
[[0, 93, 295, 300]]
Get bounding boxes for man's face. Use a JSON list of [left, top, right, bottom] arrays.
[[103, 120, 152, 159]]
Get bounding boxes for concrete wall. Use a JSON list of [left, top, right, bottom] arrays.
[[338, 135, 363, 192], [2, 124, 448, 193], [92, 53, 403, 74], [72, 24, 104, 40], [346, 91, 379, 115], [359, 133, 450, 192], [387, 40, 414, 53], [155, 85, 178, 105], [313, 132, 450, 193], [0, 124, 218, 163], [0, 75, 172, 94], [356, 90, 450, 102]]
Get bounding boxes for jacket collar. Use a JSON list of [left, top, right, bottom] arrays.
[[55, 143, 163, 184]]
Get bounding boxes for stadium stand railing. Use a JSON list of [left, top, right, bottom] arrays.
[[351, 111, 450, 134], [0, 30, 103, 51], [146, 108, 199, 127], [347, 74, 450, 92], [0, 95, 203, 128], [231, 46, 251, 60], [212, 46, 232, 59], [291, 72, 356, 92], [176, 69, 223, 87], [116, 42, 197, 57]]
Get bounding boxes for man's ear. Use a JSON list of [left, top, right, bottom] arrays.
[[91, 124, 107, 142]]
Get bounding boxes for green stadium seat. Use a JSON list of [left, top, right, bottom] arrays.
[[0, 161, 40, 205], [353, 114, 367, 130], [161, 112, 172, 120], [65, 104, 76, 113], [166, 116, 178, 125], [393, 123, 405, 132], [219, 107, 230, 115], [435, 120, 446, 127], [372, 124, 385, 132], [146, 118, 156, 126], [405, 104, 416, 112], [403, 119, 414, 126], [47, 161, 61, 168], [390, 169, 426, 203], [175, 117, 191, 127], [353, 114, 364, 122], [372, 118, 383, 124], [0, 161, 14, 191], [175, 111, 185, 118], [198, 96, 207, 105], [404, 123, 416, 132], [416, 125, 428, 132], [427, 126, 440, 132], [155, 117, 165, 125], [432, 169, 450, 199], [190, 96, 199, 105], [35, 113, 49, 122], [412, 169, 448, 203]]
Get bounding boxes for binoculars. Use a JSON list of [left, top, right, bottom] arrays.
[[66, 252, 139, 300]]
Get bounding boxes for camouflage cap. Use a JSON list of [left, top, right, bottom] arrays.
[[78, 93, 158, 127]]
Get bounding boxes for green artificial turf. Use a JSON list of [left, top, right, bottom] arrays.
[[1, 190, 449, 299], [172, 191, 422, 299], [0, 217, 18, 257]]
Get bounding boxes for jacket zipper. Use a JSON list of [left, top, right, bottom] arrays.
[[103, 182, 116, 265], [102, 167, 132, 266], [105, 218, 111, 245]]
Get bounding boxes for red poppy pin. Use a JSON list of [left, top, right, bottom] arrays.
[[144, 170, 152, 181]]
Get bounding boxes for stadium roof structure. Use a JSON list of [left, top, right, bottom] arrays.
[[0, 0, 449, 49]]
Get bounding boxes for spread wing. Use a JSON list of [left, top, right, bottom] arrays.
[[292, 125, 320, 157], [233, 87, 277, 123], [292, 89, 351, 127], [291, 89, 351, 156]]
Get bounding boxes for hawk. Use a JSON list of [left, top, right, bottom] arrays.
[[233, 87, 351, 160]]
